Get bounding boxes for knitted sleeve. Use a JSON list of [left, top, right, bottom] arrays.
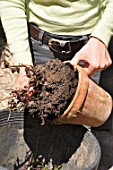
[[91, 0, 113, 46], [0, 0, 33, 65]]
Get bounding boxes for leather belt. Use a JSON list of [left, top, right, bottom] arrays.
[[28, 23, 89, 54]]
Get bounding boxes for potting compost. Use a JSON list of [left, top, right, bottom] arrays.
[[10, 58, 78, 125]]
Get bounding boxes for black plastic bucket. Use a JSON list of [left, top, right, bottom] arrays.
[[0, 109, 101, 170]]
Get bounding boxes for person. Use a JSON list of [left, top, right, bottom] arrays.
[[0, 0, 113, 93], [0, 0, 113, 130], [0, 1, 113, 169]]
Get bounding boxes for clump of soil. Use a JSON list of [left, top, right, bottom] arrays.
[[27, 59, 78, 124], [10, 59, 78, 125]]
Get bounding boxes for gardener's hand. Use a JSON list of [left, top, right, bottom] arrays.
[[12, 67, 35, 102], [70, 36, 112, 75]]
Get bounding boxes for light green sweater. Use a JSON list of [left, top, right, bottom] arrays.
[[0, 0, 113, 65]]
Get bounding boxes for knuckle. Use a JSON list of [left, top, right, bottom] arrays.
[[109, 59, 112, 65], [101, 64, 106, 68], [92, 63, 99, 69]]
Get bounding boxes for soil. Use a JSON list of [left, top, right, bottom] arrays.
[[26, 59, 78, 125]]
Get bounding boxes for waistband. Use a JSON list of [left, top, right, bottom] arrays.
[[28, 23, 89, 55], [28, 23, 90, 41]]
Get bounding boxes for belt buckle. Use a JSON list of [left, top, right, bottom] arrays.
[[48, 38, 72, 54]]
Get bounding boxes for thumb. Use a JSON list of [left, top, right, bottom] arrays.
[[70, 57, 79, 71], [70, 57, 89, 71]]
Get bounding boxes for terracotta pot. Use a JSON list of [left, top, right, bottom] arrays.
[[53, 65, 112, 127]]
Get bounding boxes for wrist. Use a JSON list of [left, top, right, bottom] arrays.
[[89, 36, 106, 46]]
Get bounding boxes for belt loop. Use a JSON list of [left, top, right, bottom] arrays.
[[38, 29, 45, 44]]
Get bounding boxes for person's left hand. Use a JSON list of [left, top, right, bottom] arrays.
[[12, 67, 35, 102], [70, 36, 112, 75]]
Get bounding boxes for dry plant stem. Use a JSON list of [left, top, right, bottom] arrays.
[[7, 109, 12, 121], [10, 64, 33, 67], [9, 64, 35, 76], [0, 94, 15, 102]]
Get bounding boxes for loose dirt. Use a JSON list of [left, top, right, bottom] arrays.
[[26, 59, 78, 125]]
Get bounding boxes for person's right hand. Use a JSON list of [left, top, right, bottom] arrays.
[[70, 36, 112, 76], [12, 67, 35, 102]]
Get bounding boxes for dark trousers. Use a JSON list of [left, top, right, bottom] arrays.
[[95, 37, 113, 131]]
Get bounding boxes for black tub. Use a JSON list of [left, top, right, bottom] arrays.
[[0, 109, 101, 170]]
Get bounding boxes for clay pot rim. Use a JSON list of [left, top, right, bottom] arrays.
[[62, 65, 89, 117]]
